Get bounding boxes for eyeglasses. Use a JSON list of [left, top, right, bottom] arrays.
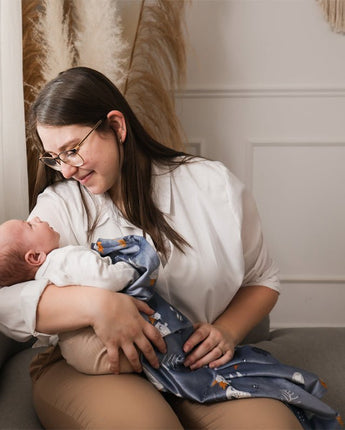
[[39, 119, 103, 171]]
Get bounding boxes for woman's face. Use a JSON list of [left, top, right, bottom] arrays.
[[37, 113, 125, 199]]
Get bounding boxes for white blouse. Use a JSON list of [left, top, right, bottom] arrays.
[[0, 158, 280, 345]]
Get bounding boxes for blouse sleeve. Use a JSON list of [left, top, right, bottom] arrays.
[[0, 279, 54, 344], [239, 185, 280, 292], [218, 162, 280, 292]]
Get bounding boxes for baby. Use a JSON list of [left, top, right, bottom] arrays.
[[0, 217, 157, 373]]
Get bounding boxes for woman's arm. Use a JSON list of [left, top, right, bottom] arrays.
[[183, 285, 278, 370], [214, 284, 278, 346], [36, 284, 167, 373]]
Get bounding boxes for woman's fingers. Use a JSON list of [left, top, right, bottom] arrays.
[[134, 335, 160, 369], [121, 343, 142, 373], [183, 322, 235, 370], [106, 345, 121, 374], [143, 320, 167, 355], [110, 322, 165, 372], [189, 347, 233, 370], [133, 297, 155, 315], [208, 349, 233, 369], [182, 322, 207, 354]]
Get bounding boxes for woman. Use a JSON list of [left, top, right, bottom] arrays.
[[1, 67, 302, 429]]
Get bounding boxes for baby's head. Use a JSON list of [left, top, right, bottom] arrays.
[[0, 217, 60, 286]]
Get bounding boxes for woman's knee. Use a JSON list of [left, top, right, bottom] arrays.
[[33, 359, 183, 429]]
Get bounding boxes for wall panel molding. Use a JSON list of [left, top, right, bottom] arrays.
[[245, 139, 345, 288], [175, 86, 345, 99], [245, 139, 345, 191], [280, 275, 345, 284], [271, 322, 345, 329], [270, 282, 345, 328]]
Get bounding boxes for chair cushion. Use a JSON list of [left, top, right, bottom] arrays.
[[0, 346, 43, 429], [255, 327, 345, 419], [0, 332, 34, 368]]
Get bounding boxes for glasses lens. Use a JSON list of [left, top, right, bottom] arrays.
[[39, 157, 62, 171], [59, 151, 84, 167]]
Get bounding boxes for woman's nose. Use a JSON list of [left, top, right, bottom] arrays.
[[32, 216, 41, 223], [60, 163, 78, 179]]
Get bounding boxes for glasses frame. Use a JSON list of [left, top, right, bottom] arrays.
[[39, 119, 103, 171]]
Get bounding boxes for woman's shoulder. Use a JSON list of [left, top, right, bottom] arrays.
[[35, 180, 79, 203], [38, 180, 84, 199], [170, 157, 244, 192]]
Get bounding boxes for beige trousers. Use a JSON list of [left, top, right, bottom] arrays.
[[30, 346, 303, 430]]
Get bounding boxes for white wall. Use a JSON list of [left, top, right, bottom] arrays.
[[176, 0, 345, 328]]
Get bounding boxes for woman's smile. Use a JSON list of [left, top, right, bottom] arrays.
[[76, 170, 94, 185]]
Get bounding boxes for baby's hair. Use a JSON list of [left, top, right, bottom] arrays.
[[0, 245, 36, 287]]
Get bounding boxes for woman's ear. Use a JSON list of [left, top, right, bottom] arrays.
[[25, 250, 47, 267], [107, 110, 127, 143]]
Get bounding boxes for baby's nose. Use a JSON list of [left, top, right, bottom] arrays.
[[32, 216, 41, 223]]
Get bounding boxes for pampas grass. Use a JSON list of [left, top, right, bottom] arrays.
[[73, 0, 128, 89], [22, 0, 45, 207], [22, 0, 44, 108], [36, 0, 75, 82], [22, 0, 74, 206], [124, 0, 188, 151], [317, 0, 345, 33]]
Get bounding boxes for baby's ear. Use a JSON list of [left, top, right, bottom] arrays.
[[25, 250, 47, 267]]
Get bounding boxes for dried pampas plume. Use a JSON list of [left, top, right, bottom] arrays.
[[317, 0, 345, 33], [22, 0, 44, 109], [22, 0, 75, 207], [22, 0, 46, 207], [36, 0, 75, 82], [124, 0, 188, 151], [23, 0, 128, 90], [73, 0, 128, 89]]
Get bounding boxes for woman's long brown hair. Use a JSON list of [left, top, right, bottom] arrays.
[[28, 67, 193, 257]]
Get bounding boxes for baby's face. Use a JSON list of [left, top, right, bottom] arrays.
[[0, 217, 60, 255]]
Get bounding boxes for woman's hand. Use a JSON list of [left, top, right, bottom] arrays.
[[91, 291, 167, 374], [182, 287, 279, 371], [183, 322, 236, 370]]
